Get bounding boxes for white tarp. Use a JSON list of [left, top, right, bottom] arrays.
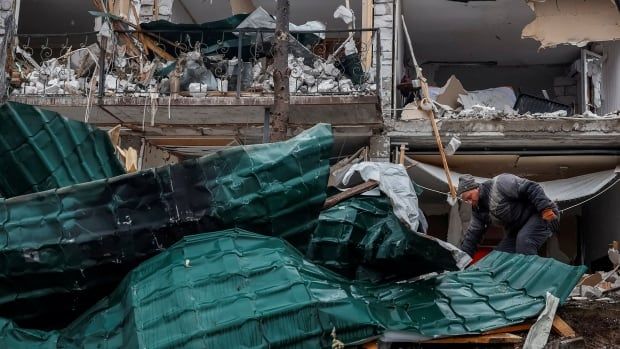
[[406, 158, 619, 203], [342, 162, 472, 270]]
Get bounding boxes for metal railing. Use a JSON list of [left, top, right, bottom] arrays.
[[11, 27, 380, 98]]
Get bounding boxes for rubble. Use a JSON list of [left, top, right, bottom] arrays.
[[10, 6, 375, 99]]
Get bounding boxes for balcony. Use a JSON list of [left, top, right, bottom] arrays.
[[8, 27, 382, 144]]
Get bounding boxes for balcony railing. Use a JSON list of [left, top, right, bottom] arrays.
[[11, 27, 380, 99]]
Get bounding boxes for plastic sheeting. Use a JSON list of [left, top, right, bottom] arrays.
[[341, 162, 471, 269], [0, 124, 332, 329], [407, 159, 620, 203], [0, 230, 586, 348], [0, 102, 125, 197], [307, 195, 463, 281]]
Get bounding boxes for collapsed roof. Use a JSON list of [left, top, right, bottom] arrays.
[[0, 229, 586, 348]]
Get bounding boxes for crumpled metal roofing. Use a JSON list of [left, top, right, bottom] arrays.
[[0, 101, 125, 197], [307, 194, 461, 281], [0, 123, 332, 329], [0, 229, 586, 348]]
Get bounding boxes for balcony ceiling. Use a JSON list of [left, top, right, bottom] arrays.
[[18, 0, 579, 65], [405, 0, 581, 65]]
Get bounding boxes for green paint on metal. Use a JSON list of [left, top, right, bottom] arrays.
[[307, 195, 459, 281], [0, 123, 332, 329], [0, 102, 125, 197], [0, 230, 586, 348]]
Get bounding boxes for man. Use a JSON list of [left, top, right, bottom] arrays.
[[457, 173, 560, 256]]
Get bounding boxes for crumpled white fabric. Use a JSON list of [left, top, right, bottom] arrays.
[[236, 7, 326, 39], [333, 5, 354, 24]]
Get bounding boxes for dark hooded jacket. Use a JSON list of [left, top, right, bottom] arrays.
[[461, 174, 559, 256]]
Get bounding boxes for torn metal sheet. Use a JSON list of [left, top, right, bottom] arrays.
[[307, 195, 462, 281], [340, 162, 471, 269], [0, 123, 332, 329], [523, 0, 620, 48], [0, 102, 125, 197], [0, 231, 586, 348]]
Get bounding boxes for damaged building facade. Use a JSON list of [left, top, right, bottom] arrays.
[[6, 0, 617, 272], [0, 0, 618, 347]]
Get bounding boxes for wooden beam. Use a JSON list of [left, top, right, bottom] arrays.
[[483, 321, 534, 335], [323, 180, 379, 210], [361, 0, 374, 70], [424, 333, 522, 344], [552, 316, 576, 338]]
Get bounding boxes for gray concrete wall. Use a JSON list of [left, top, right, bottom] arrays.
[[373, 0, 395, 118], [581, 185, 620, 266], [0, 0, 15, 102]]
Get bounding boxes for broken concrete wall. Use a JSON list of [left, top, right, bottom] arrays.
[[0, 0, 16, 101], [373, 0, 395, 117], [141, 141, 180, 169], [140, 0, 174, 23], [522, 0, 620, 48]]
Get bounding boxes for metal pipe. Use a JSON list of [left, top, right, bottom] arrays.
[[236, 32, 242, 98], [581, 48, 588, 114]]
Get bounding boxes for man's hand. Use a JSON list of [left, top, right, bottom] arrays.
[[542, 208, 557, 221]]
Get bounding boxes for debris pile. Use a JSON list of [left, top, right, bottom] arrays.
[[10, 6, 375, 98], [570, 242, 620, 302], [0, 102, 591, 347], [400, 73, 620, 119]]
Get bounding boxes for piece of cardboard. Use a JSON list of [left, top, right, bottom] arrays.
[[401, 101, 428, 120], [436, 75, 468, 109]]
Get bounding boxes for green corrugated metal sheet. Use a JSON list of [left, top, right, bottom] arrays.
[[307, 194, 459, 281], [0, 124, 332, 329], [0, 102, 125, 197], [0, 230, 586, 348]]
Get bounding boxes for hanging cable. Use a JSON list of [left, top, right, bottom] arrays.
[[559, 178, 620, 213]]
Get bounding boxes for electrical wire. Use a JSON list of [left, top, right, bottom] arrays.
[[558, 178, 620, 213], [414, 177, 620, 214]]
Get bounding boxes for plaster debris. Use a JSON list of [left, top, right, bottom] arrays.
[[11, 5, 373, 98], [523, 0, 620, 48]]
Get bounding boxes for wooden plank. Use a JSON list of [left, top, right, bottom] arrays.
[[552, 316, 576, 338], [361, 0, 374, 70], [322, 180, 378, 210], [483, 321, 534, 335], [424, 333, 522, 344]]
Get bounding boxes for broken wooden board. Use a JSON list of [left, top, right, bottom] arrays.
[[424, 333, 522, 344], [552, 315, 576, 338], [322, 180, 379, 209], [483, 321, 534, 335]]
